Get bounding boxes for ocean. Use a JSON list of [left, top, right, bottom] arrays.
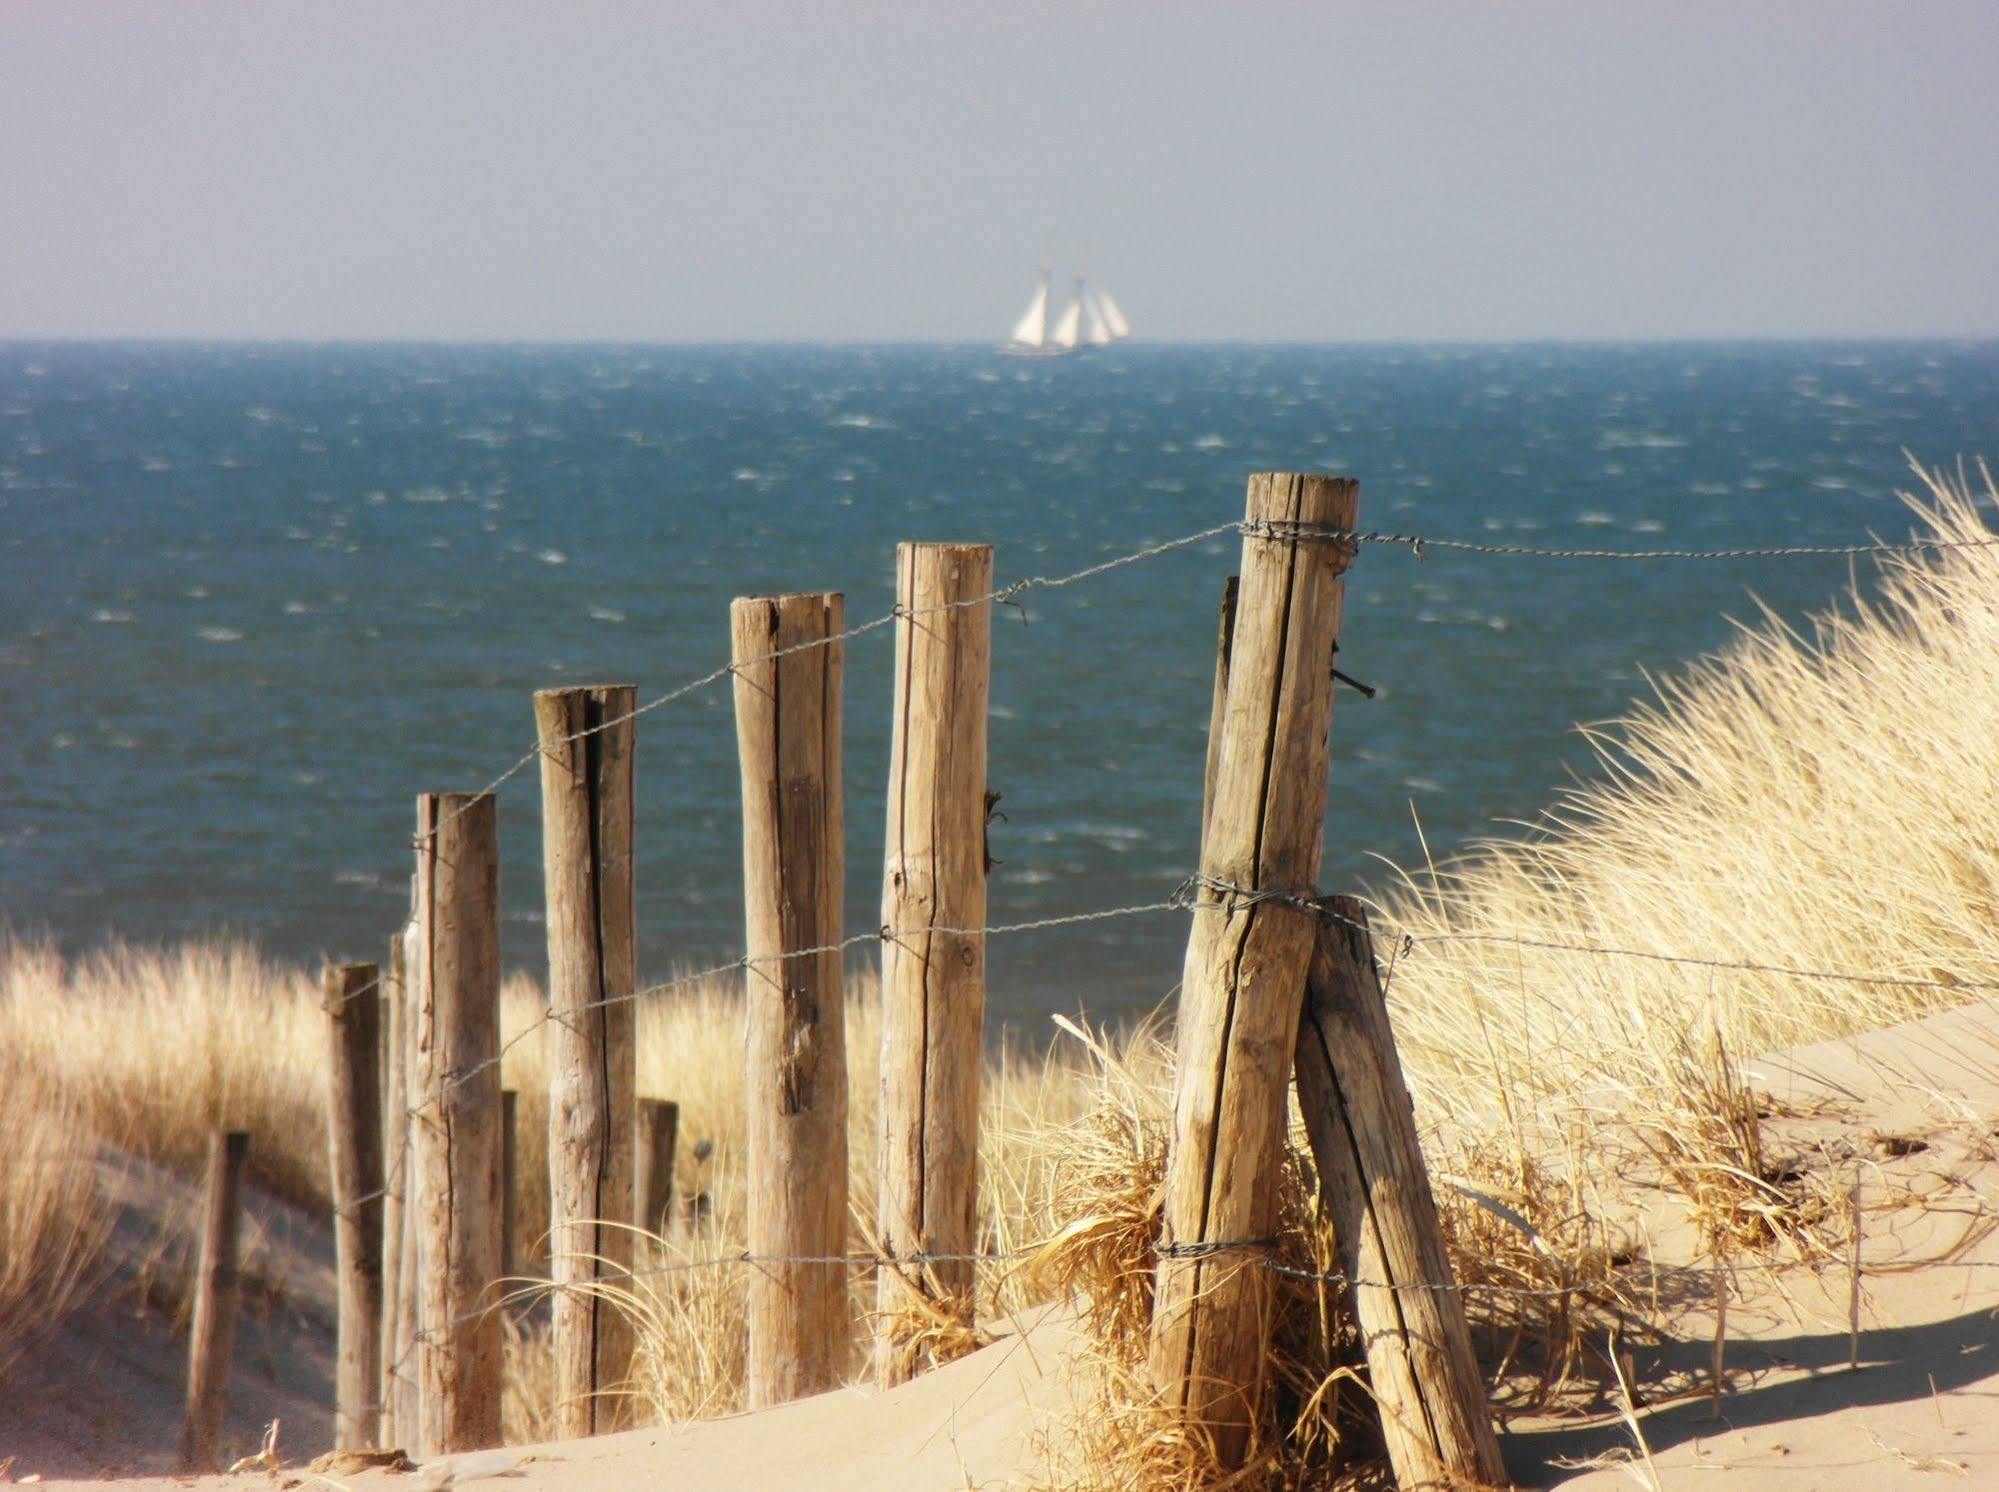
[[3, 340, 1995, 1031]]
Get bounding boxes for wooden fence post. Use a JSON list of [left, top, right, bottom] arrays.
[[180, 1130, 251, 1472], [378, 936, 407, 1448], [325, 961, 385, 1450], [389, 917, 423, 1445], [731, 591, 850, 1408], [535, 683, 639, 1437], [1148, 473, 1359, 1469], [1293, 897, 1506, 1490], [635, 1098, 680, 1236], [412, 792, 504, 1456], [876, 542, 993, 1385]]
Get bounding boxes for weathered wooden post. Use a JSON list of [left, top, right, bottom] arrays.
[[875, 542, 992, 1384], [325, 961, 385, 1450], [180, 1130, 251, 1472], [1148, 473, 1358, 1468], [412, 793, 504, 1455], [534, 683, 639, 1437], [635, 1098, 680, 1236], [1294, 897, 1506, 1490], [388, 917, 423, 1445], [378, 936, 407, 1447], [731, 592, 850, 1408]]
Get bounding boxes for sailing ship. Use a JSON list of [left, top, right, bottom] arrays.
[[1003, 267, 1131, 357]]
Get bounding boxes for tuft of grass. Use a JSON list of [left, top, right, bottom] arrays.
[[0, 1052, 106, 1373]]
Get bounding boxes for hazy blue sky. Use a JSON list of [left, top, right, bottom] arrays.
[[4, 2, 1996, 342]]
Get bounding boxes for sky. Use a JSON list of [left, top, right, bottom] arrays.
[[3, 2, 1996, 343]]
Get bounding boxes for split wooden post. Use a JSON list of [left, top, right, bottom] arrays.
[[534, 684, 639, 1438], [876, 542, 992, 1385], [500, 1089, 520, 1285], [1293, 897, 1507, 1490], [731, 591, 850, 1409], [1148, 473, 1359, 1468], [180, 1130, 251, 1472], [412, 793, 505, 1456], [378, 935, 407, 1448], [635, 1098, 680, 1236], [1198, 574, 1239, 855], [325, 961, 386, 1450]]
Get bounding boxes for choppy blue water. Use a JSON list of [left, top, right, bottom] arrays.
[[3, 341, 1995, 1029]]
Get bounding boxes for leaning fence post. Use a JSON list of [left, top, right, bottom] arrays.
[[876, 542, 992, 1385], [412, 792, 505, 1456], [1148, 473, 1359, 1468], [635, 1097, 680, 1237], [1293, 897, 1506, 1489], [534, 683, 639, 1437], [326, 962, 385, 1450], [180, 1129, 251, 1472], [731, 591, 850, 1408]]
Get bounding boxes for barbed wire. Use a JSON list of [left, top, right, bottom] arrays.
[[410, 510, 1999, 851], [377, 1230, 1999, 1374]]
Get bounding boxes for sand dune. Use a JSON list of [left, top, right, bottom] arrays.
[[9, 999, 1999, 1490]]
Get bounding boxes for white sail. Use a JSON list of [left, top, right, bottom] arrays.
[[1009, 279, 1050, 347], [1093, 288, 1131, 340], [1051, 289, 1083, 348], [1082, 284, 1114, 346]]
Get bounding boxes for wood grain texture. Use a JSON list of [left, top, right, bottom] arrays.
[[325, 962, 385, 1450], [731, 592, 850, 1408], [413, 793, 504, 1455], [875, 542, 992, 1385], [180, 1130, 250, 1472], [377, 941, 405, 1449], [535, 684, 639, 1437], [635, 1097, 679, 1236], [389, 916, 423, 1445], [1294, 898, 1506, 1490], [1148, 473, 1359, 1468]]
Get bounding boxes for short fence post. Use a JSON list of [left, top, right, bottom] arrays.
[[1148, 473, 1359, 1468], [875, 542, 992, 1384], [378, 936, 407, 1448], [325, 961, 385, 1450], [634, 1098, 679, 1236], [412, 792, 505, 1456], [731, 591, 850, 1408], [1293, 897, 1506, 1490], [534, 684, 639, 1437], [180, 1129, 251, 1472]]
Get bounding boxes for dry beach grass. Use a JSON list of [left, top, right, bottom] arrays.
[[4, 462, 1998, 1486]]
